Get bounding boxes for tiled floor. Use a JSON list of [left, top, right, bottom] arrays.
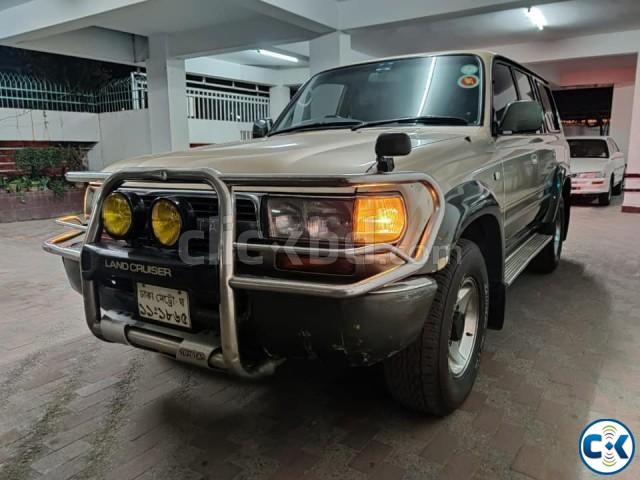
[[0, 196, 639, 480]]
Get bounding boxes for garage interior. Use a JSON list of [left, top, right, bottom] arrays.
[[1, 1, 640, 479]]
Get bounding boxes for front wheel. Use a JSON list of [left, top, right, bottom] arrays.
[[383, 239, 489, 416], [613, 175, 625, 196], [599, 178, 613, 206]]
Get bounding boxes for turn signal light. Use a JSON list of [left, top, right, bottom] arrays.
[[354, 195, 406, 244]]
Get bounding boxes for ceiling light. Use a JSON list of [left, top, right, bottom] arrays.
[[256, 49, 299, 63], [525, 7, 547, 31]]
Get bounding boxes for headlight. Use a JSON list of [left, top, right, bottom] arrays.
[[265, 195, 406, 244], [102, 192, 134, 238], [577, 172, 605, 179], [266, 197, 353, 242], [151, 198, 184, 247]]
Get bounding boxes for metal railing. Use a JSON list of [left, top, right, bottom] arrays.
[[96, 73, 148, 112], [0, 72, 95, 112], [187, 87, 270, 123], [0, 72, 268, 123]]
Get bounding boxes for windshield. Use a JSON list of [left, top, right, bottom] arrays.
[[568, 139, 609, 158], [271, 55, 483, 134]]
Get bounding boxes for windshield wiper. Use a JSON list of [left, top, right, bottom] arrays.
[[270, 119, 362, 136], [352, 115, 469, 130]]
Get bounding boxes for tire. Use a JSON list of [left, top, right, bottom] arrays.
[[383, 239, 489, 416], [598, 178, 613, 206], [529, 196, 564, 274], [613, 175, 624, 196]]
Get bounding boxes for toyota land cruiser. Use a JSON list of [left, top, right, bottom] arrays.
[[44, 51, 571, 415]]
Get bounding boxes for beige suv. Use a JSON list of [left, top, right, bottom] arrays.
[[45, 51, 571, 415]]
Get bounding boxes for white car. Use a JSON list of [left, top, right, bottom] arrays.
[[568, 136, 626, 206]]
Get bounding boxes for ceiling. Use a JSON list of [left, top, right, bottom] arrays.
[[347, 0, 640, 57]]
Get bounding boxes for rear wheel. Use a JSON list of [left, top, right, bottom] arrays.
[[598, 178, 613, 206], [383, 239, 489, 416], [529, 196, 564, 274]]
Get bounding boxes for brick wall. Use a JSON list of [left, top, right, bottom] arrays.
[[0, 189, 84, 223], [0, 141, 95, 176]]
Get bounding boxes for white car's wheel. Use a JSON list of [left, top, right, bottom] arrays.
[[598, 177, 613, 206]]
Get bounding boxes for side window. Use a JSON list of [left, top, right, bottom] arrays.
[[535, 82, 560, 132], [493, 63, 518, 123], [513, 70, 536, 101]]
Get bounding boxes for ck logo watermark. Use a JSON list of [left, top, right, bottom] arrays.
[[579, 419, 635, 475]]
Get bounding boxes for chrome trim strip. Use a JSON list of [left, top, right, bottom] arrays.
[[54, 215, 88, 231], [66, 171, 110, 183], [42, 230, 83, 261]]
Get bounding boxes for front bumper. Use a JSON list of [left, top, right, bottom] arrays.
[[571, 178, 609, 195], [43, 168, 444, 377]]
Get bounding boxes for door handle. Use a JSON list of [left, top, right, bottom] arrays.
[[530, 154, 538, 165]]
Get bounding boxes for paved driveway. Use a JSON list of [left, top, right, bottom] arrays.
[[1, 198, 639, 480]]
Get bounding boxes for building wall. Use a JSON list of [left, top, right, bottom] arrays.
[[91, 109, 152, 170], [0, 108, 99, 143], [188, 119, 253, 145]]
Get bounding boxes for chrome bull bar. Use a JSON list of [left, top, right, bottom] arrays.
[[45, 167, 445, 379]]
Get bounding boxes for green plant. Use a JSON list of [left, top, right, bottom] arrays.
[[14, 147, 61, 178], [48, 178, 67, 197], [58, 145, 86, 172]]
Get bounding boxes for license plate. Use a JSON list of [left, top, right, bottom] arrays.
[[137, 283, 191, 328]]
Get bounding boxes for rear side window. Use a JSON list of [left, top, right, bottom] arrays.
[[493, 63, 518, 123], [513, 70, 536, 101], [536, 82, 561, 131], [568, 139, 609, 158]]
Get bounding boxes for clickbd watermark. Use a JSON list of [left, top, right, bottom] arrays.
[[174, 219, 460, 269], [579, 419, 635, 475]]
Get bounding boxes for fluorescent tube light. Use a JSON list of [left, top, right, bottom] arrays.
[[256, 49, 299, 63], [525, 7, 547, 31]]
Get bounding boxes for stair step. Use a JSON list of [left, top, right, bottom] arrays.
[[504, 233, 552, 286]]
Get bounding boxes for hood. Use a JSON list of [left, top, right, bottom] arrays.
[[103, 128, 468, 176], [570, 157, 608, 174]]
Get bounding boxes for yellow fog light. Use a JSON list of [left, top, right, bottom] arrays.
[[102, 192, 133, 238], [151, 198, 183, 247], [354, 195, 406, 244]]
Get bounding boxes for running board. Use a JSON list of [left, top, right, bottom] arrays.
[[504, 233, 552, 286]]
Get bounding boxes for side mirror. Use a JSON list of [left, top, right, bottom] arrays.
[[252, 118, 273, 139], [499, 100, 544, 135], [375, 133, 412, 173]]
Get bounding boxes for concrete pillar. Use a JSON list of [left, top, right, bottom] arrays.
[[622, 53, 640, 213], [610, 83, 634, 156], [309, 32, 354, 76], [146, 34, 189, 153], [269, 85, 290, 120]]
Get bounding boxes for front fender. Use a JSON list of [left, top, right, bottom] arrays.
[[426, 181, 503, 270]]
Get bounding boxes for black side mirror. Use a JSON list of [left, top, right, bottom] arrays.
[[375, 133, 412, 173], [252, 118, 273, 139], [499, 100, 544, 135]]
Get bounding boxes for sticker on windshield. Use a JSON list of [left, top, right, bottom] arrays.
[[460, 64, 479, 75], [458, 74, 479, 89]]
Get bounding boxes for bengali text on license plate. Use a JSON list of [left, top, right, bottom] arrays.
[[137, 283, 191, 328]]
